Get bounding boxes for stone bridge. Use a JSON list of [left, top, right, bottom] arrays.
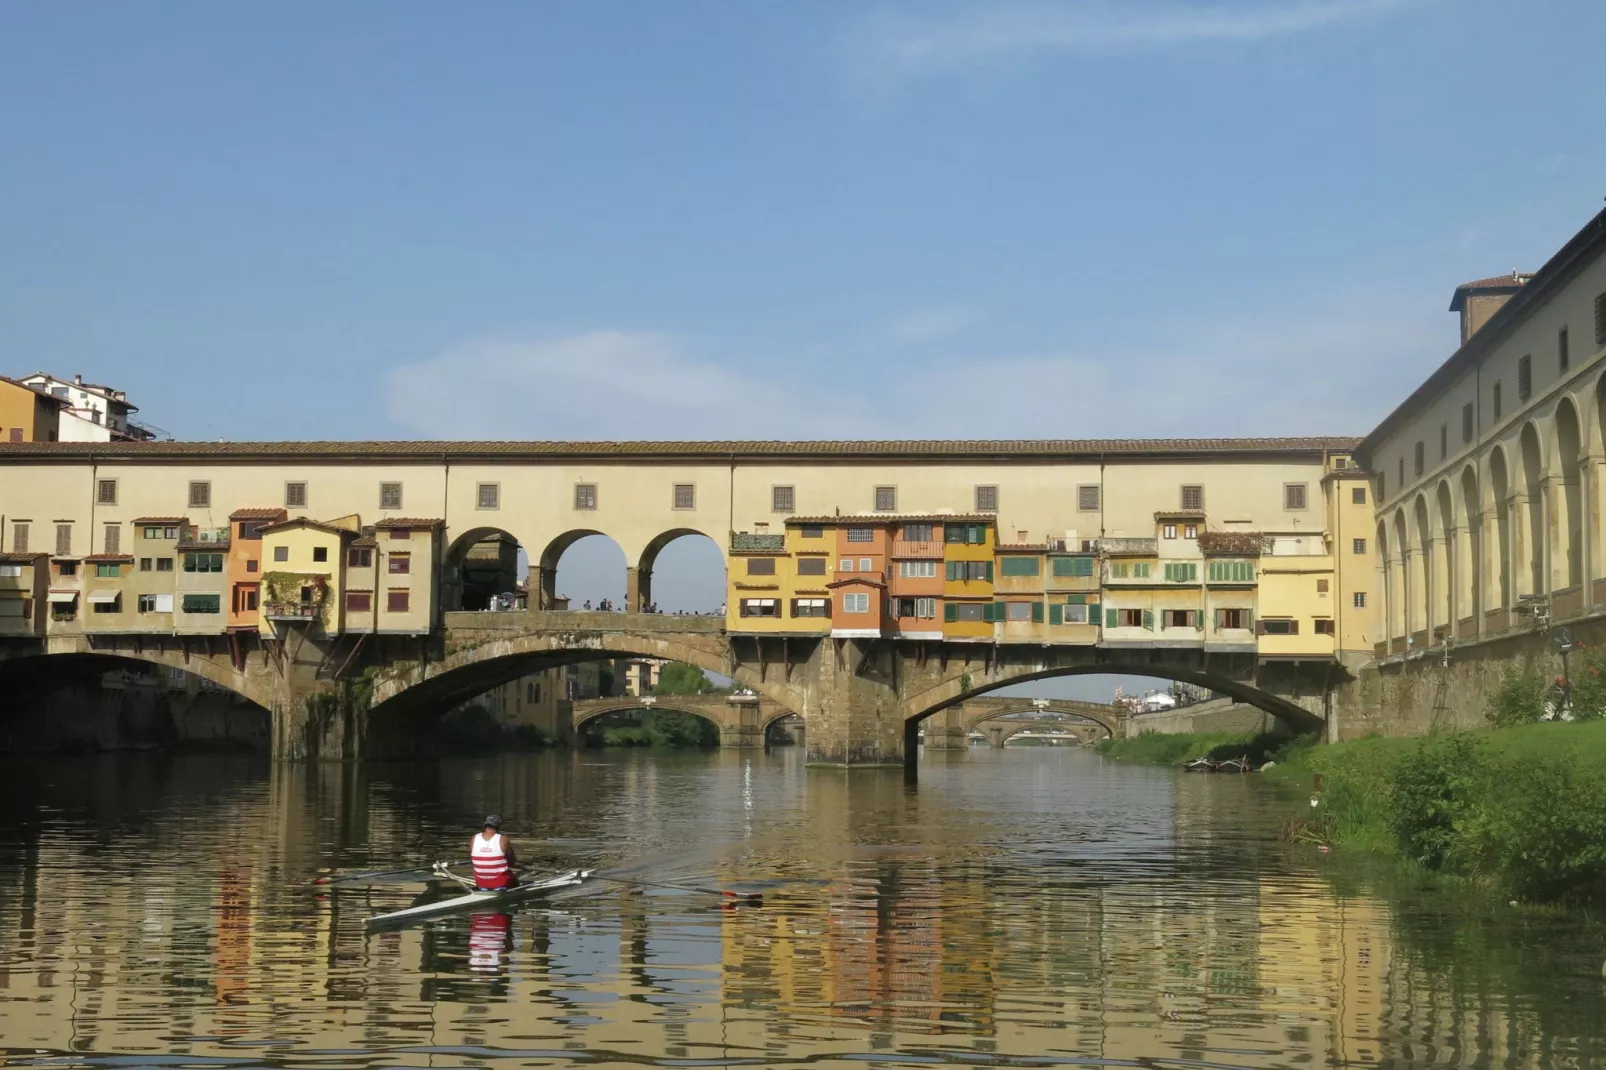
[[920, 698, 1122, 749], [569, 692, 794, 748]]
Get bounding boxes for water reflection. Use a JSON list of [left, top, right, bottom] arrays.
[[0, 748, 1602, 1068]]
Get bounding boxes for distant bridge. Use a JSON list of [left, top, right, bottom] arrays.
[[569, 692, 793, 748]]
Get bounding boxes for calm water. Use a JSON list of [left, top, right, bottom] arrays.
[[2, 746, 1604, 1070]]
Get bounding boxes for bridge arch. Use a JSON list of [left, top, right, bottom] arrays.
[[443, 525, 529, 611], [958, 703, 1119, 738], [983, 721, 1104, 747], [538, 529, 628, 610], [636, 527, 726, 613]]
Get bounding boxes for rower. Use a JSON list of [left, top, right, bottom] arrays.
[[470, 815, 518, 890]]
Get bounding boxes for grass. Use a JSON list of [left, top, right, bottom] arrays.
[[1095, 729, 1311, 767]]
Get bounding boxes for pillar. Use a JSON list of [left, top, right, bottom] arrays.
[[535, 565, 555, 610], [1543, 473, 1564, 593], [803, 638, 906, 768], [1441, 525, 1459, 632], [626, 567, 641, 613], [1580, 456, 1599, 603], [920, 705, 969, 750], [1508, 491, 1530, 600]]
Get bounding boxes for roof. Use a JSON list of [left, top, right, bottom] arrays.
[[372, 517, 444, 529], [0, 551, 47, 563], [260, 517, 356, 538], [351, 535, 378, 548], [1360, 206, 1606, 461], [0, 377, 71, 410], [132, 516, 187, 524], [1447, 271, 1532, 312], [1154, 509, 1207, 520], [996, 543, 1048, 552], [229, 507, 288, 521], [84, 554, 134, 563], [825, 577, 887, 589], [0, 437, 1360, 463], [18, 373, 137, 412], [787, 512, 994, 525]]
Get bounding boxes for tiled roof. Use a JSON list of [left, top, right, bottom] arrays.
[[373, 517, 445, 529], [826, 577, 887, 589], [132, 516, 187, 524], [351, 535, 378, 548], [0, 437, 1361, 461], [0, 551, 46, 562], [996, 543, 1048, 551], [84, 554, 134, 563], [0, 377, 71, 409], [260, 517, 355, 537], [229, 507, 288, 520], [1154, 509, 1207, 520], [787, 512, 994, 525], [1448, 272, 1533, 312]]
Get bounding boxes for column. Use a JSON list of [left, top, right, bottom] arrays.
[[1508, 491, 1530, 600], [1583, 455, 1603, 604], [1543, 473, 1564, 594], [1441, 525, 1459, 632], [802, 637, 906, 768], [921, 705, 969, 750], [626, 567, 641, 613]]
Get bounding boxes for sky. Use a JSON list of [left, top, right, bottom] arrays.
[[4, 1, 1604, 700]]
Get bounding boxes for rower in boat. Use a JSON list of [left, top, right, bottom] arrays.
[[471, 815, 518, 890]]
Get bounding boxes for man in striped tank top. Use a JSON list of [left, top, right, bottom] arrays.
[[471, 815, 518, 890]]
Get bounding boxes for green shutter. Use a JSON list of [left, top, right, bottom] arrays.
[[1066, 593, 1085, 605], [1031, 601, 1044, 623], [944, 602, 958, 622], [1049, 603, 1063, 625], [1105, 607, 1117, 628], [1142, 609, 1154, 630], [982, 561, 993, 582], [1077, 556, 1094, 577], [946, 560, 958, 581], [970, 524, 985, 545]]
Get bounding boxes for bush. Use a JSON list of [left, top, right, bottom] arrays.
[[1486, 667, 1547, 727], [1385, 734, 1488, 869], [1566, 643, 1606, 721], [1460, 754, 1606, 903]]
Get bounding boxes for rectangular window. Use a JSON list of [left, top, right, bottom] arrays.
[[181, 594, 221, 614], [1180, 485, 1204, 511], [946, 601, 983, 622], [188, 481, 211, 509], [139, 558, 152, 572], [842, 592, 870, 614], [477, 483, 499, 510], [1284, 483, 1308, 511], [313, 546, 329, 563], [846, 527, 873, 543], [740, 597, 779, 617], [246, 560, 258, 573], [0, 564, 18, 578], [1117, 608, 1144, 628], [902, 523, 934, 542], [1163, 562, 1197, 582], [859, 557, 872, 572], [91, 595, 120, 614], [1109, 562, 1129, 579], [1206, 560, 1254, 582], [1163, 609, 1196, 629], [348, 547, 373, 568], [58, 561, 76, 576], [55, 524, 71, 556], [1439, 424, 1448, 460], [1052, 556, 1094, 577], [1077, 485, 1100, 511], [999, 557, 1040, 577], [1353, 537, 1367, 554], [1317, 578, 1330, 593], [797, 557, 827, 576], [946, 560, 993, 582], [915, 596, 936, 618], [1352, 487, 1367, 505], [93, 562, 119, 578], [273, 545, 289, 562], [96, 478, 117, 505], [156, 557, 173, 572], [1259, 618, 1297, 635], [1398, 457, 1405, 487], [839, 558, 853, 573], [673, 484, 695, 510], [375, 482, 402, 510], [285, 481, 307, 508], [1215, 608, 1246, 630], [874, 486, 896, 512], [1133, 562, 1151, 578], [745, 557, 776, 576], [1314, 618, 1336, 635], [944, 523, 987, 545], [1063, 603, 1088, 624], [388, 553, 410, 574], [1559, 326, 1570, 373], [1413, 441, 1424, 476], [1005, 601, 1032, 621], [974, 485, 998, 512], [183, 552, 224, 573], [772, 486, 795, 513], [1184, 523, 1198, 539], [389, 527, 409, 540], [1353, 591, 1368, 608], [387, 590, 410, 613], [12, 523, 27, 554], [1462, 401, 1474, 443], [103, 524, 120, 554], [800, 524, 822, 539], [898, 560, 937, 578], [1162, 524, 1177, 540], [1517, 354, 1533, 401], [239, 521, 266, 541], [790, 597, 829, 618], [1493, 380, 1502, 420], [138, 594, 158, 613], [346, 591, 372, 613]]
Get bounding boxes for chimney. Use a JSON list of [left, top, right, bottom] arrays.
[[1449, 271, 1532, 345]]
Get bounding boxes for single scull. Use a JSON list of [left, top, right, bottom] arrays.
[[364, 865, 595, 928]]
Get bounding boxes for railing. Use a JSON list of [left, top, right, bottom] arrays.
[[179, 526, 231, 548], [1099, 537, 1157, 555], [263, 602, 319, 620], [891, 540, 944, 559], [730, 533, 785, 552]]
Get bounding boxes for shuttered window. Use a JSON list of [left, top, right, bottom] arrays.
[[796, 557, 827, 576], [746, 557, 776, 575], [55, 524, 71, 556], [573, 483, 597, 510], [1077, 485, 1100, 511], [874, 486, 896, 511], [97, 479, 117, 505], [1284, 483, 1308, 510], [181, 594, 221, 614], [1180, 485, 1203, 511], [999, 556, 1040, 577], [387, 590, 410, 613], [476, 483, 499, 509], [974, 485, 998, 512], [1517, 354, 1532, 401], [1207, 560, 1254, 583], [104, 524, 120, 555], [772, 485, 795, 513], [188, 481, 211, 509], [673, 484, 695, 510], [944, 524, 987, 545], [286, 482, 308, 508], [1163, 562, 1197, 582], [1052, 556, 1094, 577]]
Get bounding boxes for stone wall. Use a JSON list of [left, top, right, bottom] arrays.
[[1125, 699, 1285, 737]]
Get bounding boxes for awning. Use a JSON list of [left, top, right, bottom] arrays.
[[87, 592, 119, 604], [47, 591, 79, 603]]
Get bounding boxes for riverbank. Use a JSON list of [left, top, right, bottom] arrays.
[[1094, 729, 1308, 767], [1268, 721, 1606, 905]]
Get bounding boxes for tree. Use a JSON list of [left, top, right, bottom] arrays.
[[654, 661, 713, 696]]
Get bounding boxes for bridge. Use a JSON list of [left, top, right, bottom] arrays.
[[920, 698, 1122, 749], [569, 692, 793, 748]]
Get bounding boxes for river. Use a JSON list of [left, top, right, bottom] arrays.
[[1, 746, 1603, 1069]]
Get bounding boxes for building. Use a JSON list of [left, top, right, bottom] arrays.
[[0, 377, 67, 443], [226, 508, 286, 632], [14, 373, 159, 442]]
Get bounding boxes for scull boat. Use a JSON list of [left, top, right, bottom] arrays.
[[364, 864, 595, 928]]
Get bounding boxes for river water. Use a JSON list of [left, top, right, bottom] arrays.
[[2, 746, 1604, 1069]]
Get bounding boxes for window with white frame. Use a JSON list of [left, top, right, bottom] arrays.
[[842, 592, 870, 614], [739, 598, 780, 617], [898, 560, 937, 578]]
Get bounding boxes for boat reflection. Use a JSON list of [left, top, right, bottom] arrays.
[[469, 912, 512, 974]]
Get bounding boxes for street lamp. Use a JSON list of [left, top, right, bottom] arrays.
[[1554, 626, 1575, 719]]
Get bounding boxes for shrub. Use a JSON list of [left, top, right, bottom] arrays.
[[1386, 734, 1488, 869], [1485, 668, 1547, 727], [1566, 643, 1606, 721], [1460, 754, 1606, 903]]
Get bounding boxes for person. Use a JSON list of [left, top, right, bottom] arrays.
[[583, 599, 592, 610], [470, 815, 518, 890]]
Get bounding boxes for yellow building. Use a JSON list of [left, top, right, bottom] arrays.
[[371, 517, 441, 635], [0, 552, 48, 635], [941, 516, 995, 639], [258, 517, 355, 637]]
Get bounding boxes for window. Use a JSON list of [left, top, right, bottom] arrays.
[[380, 482, 403, 510], [232, 586, 258, 613], [898, 560, 937, 578], [999, 556, 1040, 577], [874, 486, 896, 512], [975, 485, 998, 512], [1133, 562, 1150, 578], [346, 591, 372, 612], [476, 483, 499, 510], [903, 523, 934, 542], [746, 557, 776, 576], [1207, 560, 1254, 582], [944, 523, 987, 545], [1353, 592, 1368, 608], [0, 564, 17, 578], [1163, 610, 1197, 629], [1162, 524, 1177, 540], [1413, 441, 1424, 477], [188, 481, 211, 509], [1063, 603, 1088, 624], [238, 521, 266, 541], [893, 596, 938, 619], [103, 524, 120, 554], [1005, 601, 1032, 621], [184, 552, 224, 573], [1352, 487, 1367, 505], [1052, 556, 1094, 577], [55, 524, 71, 556], [946, 560, 993, 582], [273, 545, 289, 562], [791, 597, 829, 618], [1493, 380, 1502, 420], [1462, 402, 1474, 444], [1284, 483, 1308, 511], [97, 479, 117, 505], [156, 558, 173, 572], [842, 592, 871, 614], [94, 562, 119, 578], [246, 560, 258, 573], [1077, 485, 1100, 511], [12, 523, 26, 553], [182, 594, 221, 614], [348, 547, 372, 568], [1397, 457, 1404, 487], [1215, 608, 1246, 630], [1439, 424, 1448, 460], [797, 557, 827, 576], [574, 483, 599, 510], [1183, 524, 1198, 539], [92, 595, 120, 614], [285, 481, 307, 509], [839, 558, 853, 573], [859, 557, 872, 572], [389, 527, 409, 540], [139, 558, 151, 572], [313, 546, 328, 563], [1317, 578, 1330, 593], [387, 590, 410, 613], [1314, 618, 1335, 635], [800, 524, 822, 539], [1180, 485, 1203, 511], [1555, 325, 1569, 375], [1117, 609, 1145, 628], [673, 484, 695, 510], [138, 594, 158, 613], [1259, 618, 1297, 635], [772, 486, 795, 513], [1517, 354, 1532, 401], [1163, 562, 1197, 582], [1353, 537, 1367, 554], [846, 527, 873, 543], [1109, 562, 1129, 578], [388, 553, 410, 574], [942, 601, 981, 622]]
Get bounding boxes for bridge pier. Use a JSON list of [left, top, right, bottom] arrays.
[[802, 638, 907, 768], [920, 705, 970, 751]]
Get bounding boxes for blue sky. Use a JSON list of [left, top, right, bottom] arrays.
[[5, 1, 1603, 698]]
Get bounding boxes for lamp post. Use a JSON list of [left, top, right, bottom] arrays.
[[1555, 626, 1575, 719]]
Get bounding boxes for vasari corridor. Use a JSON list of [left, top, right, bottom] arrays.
[[5, 4, 1606, 1068]]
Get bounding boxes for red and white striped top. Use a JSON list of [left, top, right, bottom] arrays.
[[470, 832, 511, 888]]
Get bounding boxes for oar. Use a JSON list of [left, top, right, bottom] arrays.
[[308, 861, 466, 886], [593, 874, 763, 903]]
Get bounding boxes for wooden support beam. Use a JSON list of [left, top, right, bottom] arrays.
[[335, 633, 368, 680]]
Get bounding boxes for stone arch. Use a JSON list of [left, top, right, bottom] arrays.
[[1555, 397, 1584, 592], [1434, 480, 1456, 632], [443, 525, 528, 611], [1392, 509, 1412, 640], [1458, 464, 1481, 628], [635, 527, 727, 613], [986, 720, 1106, 746], [0, 649, 273, 720], [1489, 445, 1512, 610], [961, 704, 1119, 737], [537, 529, 628, 610], [572, 700, 724, 733], [1376, 517, 1393, 644], [1519, 421, 1547, 598], [1412, 494, 1433, 642]]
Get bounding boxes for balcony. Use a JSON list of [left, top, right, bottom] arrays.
[[177, 526, 231, 550], [1100, 537, 1157, 556], [890, 540, 944, 559], [264, 602, 320, 621], [730, 533, 785, 553]]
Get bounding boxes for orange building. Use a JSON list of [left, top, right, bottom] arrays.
[[829, 519, 890, 637], [227, 508, 286, 632], [887, 518, 947, 639], [0, 377, 66, 442]]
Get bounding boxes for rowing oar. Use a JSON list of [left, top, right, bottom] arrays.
[[308, 861, 466, 886], [594, 874, 763, 904]]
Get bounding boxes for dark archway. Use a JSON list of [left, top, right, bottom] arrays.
[[1490, 445, 1511, 610], [1459, 465, 1481, 627], [443, 526, 527, 611], [764, 712, 805, 747], [1519, 422, 1547, 598], [636, 529, 725, 614]]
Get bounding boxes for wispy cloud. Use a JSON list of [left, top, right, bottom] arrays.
[[851, 0, 1411, 77], [887, 304, 979, 343]]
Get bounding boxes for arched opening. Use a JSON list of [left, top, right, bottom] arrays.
[[764, 712, 805, 747], [1435, 480, 1456, 632], [1413, 495, 1433, 642], [1375, 518, 1393, 646], [576, 703, 721, 748], [1555, 399, 1583, 592], [443, 526, 527, 611], [539, 530, 629, 612], [1489, 446, 1511, 611], [1519, 422, 1546, 598], [637, 529, 726, 615], [1392, 510, 1412, 641], [1459, 465, 1481, 630]]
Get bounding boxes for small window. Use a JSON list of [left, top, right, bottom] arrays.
[[874, 486, 897, 512], [388, 553, 410, 574], [746, 557, 776, 576], [379, 482, 403, 510], [12, 523, 27, 553], [796, 557, 826, 576], [739, 598, 780, 618], [103, 524, 120, 554], [953, 602, 986, 622], [790, 597, 830, 618], [1517, 354, 1532, 401], [58, 561, 77, 576], [312, 546, 328, 563], [1215, 607, 1245, 630], [1117, 609, 1144, 628], [348, 547, 373, 568], [846, 527, 873, 543], [772, 485, 795, 513], [1314, 618, 1335, 635], [1559, 326, 1570, 373], [1352, 487, 1367, 505], [95, 562, 120, 578], [1493, 380, 1502, 420], [1398, 457, 1405, 487], [156, 558, 173, 572], [975, 485, 998, 512], [188, 481, 211, 509], [273, 545, 289, 562], [800, 524, 822, 539], [839, 558, 853, 573], [285, 482, 308, 509], [181, 594, 221, 614], [138, 594, 158, 613], [1462, 401, 1474, 443], [389, 527, 409, 540], [1005, 601, 1032, 621], [346, 591, 372, 612], [903, 523, 934, 542], [1162, 524, 1177, 540], [1077, 485, 1100, 511], [1413, 441, 1424, 477], [842, 592, 870, 614], [1183, 523, 1198, 539], [239, 521, 266, 541], [246, 560, 258, 573], [477, 483, 499, 510], [387, 590, 410, 613], [1063, 604, 1088, 624], [1284, 483, 1308, 511], [574, 483, 597, 510], [91, 594, 120, 614], [96, 479, 117, 505], [1180, 485, 1203, 511], [139, 558, 152, 572], [55, 523, 71, 556], [673, 484, 695, 510], [1439, 424, 1448, 460], [1317, 578, 1330, 593], [859, 557, 872, 572], [1163, 609, 1195, 629], [1353, 592, 1368, 608], [1353, 537, 1367, 554], [1260, 618, 1297, 635]]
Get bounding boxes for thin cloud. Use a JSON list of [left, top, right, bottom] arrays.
[[888, 305, 978, 343], [853, 0, 1412, 77]]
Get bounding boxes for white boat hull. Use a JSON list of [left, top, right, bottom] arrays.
[[364, 868, 594, 928]]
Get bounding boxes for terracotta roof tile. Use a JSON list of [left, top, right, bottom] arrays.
[[260, 517, 355, 538], [84, 554, 134, 563], [997, 543, 1048, 551], [132, 516, 187, 524], [229, 507, 288, 520], [0, 551, 46, 563], [373, 517, 444, 529], [351, 536, 378, 548], [787, 512, 995, 525]]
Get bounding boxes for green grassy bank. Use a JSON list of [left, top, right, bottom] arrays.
[[1268, 721, 1606, 906], [1094, 729, 1310, 767]]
